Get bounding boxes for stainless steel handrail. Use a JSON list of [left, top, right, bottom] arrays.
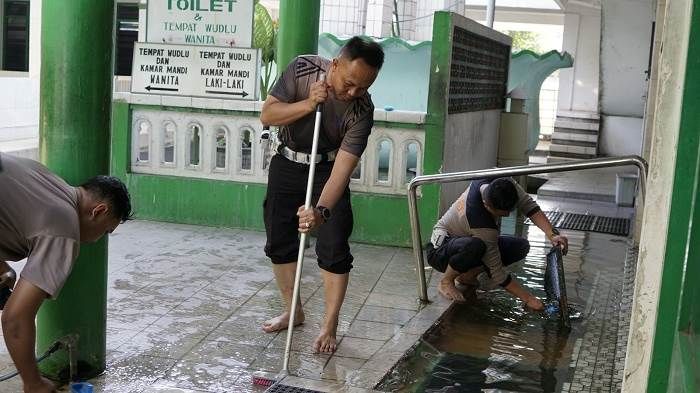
[[407, 155, 648, 303]]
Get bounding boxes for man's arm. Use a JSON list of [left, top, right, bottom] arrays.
[[2, 278, 56, 392], [512, 179, 569, 254], [529, 210, 568, 254], [260, 80, 327, 126], [470, 228, 543, 310], [317, 149, 358, 209], [297, 150, 359, 233]]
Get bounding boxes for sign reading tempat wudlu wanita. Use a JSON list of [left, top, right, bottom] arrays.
[[131, 42, 260, 100], [147, 0, 254, 47]]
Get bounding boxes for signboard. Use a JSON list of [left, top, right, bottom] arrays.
[[147, 0, 254, 48], [131, 42, 260, 100]]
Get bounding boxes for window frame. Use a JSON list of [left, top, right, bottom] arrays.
[[375, 137, 393, 186], [212, 125, 230, 173], [0, 0, 31, 74]]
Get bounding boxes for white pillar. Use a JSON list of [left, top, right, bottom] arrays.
[[365, 0, 394, 37], [415, 0, 466, 41], [622, 0, 689, 391], [557, 8, 601, 114], [320, 0, 369, 36], [486, 0, 496, 28], [394, 0, 418, 40]]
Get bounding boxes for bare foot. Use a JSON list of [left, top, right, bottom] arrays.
[[455, 272, 479, 286], [262, 310, 305, 333], [438, 278, 466, 302], [313, 319, 338, 354]]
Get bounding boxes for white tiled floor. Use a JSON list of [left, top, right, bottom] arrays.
[[0, 221, 448, 393]]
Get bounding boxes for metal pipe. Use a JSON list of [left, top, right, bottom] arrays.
[[486, 0, 496, 28], [283, 74, 325, 373], [408, 155, 648, 303]]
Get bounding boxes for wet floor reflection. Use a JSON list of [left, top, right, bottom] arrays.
[[377, 215, 629, 392]]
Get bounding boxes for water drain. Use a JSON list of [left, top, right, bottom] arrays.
[[559, 213, 595, 231], [592, 216, 630, 236], [266, 385, 325, 393], [526, 211, 631, 236]]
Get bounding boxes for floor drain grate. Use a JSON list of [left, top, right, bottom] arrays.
[[559, 213, 595, 231], [592, 216, 630, 236], [526, 211, 631, 236], [266, 385, 325, 393]]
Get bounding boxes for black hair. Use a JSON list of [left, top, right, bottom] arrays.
[[339, 36, 385, 70], [80, 176, 132, 223], [486, 178, 519, 212]]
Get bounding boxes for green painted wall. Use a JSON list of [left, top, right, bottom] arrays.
[[111, 101, 427, 247], [649, 1, 700, 391], [419, 11, 452, 238]]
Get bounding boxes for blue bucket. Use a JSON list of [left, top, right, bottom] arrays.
[[70, 382, 93, 393]]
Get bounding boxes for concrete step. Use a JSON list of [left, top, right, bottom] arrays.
[[552, 127, 600, 136], [0, 126, 38, 142], [546, 155, 584, 164], [555, 119, 600, 131], [529, 154, 548, 165], [557, 110, 600, 120], [538, 185, 616, 203], [551, 131, 599, 144], [550, 143, 597, 156], [551, 138, 598, 148], [0, 138, 39, 160]]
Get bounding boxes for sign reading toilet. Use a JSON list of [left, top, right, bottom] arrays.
[[147, 0, 254, 47], [131, 42, 260, 100]]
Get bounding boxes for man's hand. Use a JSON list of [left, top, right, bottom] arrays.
[[2, 279, 49, 393], [23, 376, 56, 393], [551, 234, 569, 255], [297, 206, 323, 233], [305, 80, 329, 111], [525, 296, 544, 311]]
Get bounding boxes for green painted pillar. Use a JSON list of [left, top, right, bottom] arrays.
[[37, 0, 115, 381], [276, 0, 321, 74], [648, 1, 700, 392]]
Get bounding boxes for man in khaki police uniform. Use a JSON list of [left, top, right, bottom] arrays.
[[0, 154, 131, 392]]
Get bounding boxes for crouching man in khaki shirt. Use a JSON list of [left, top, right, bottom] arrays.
[[0, 154, 131, 392], [427, 177, 568, 309]]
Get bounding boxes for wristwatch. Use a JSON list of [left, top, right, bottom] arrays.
[[317, 206, 331, 223], [550, 227, 560, 237]]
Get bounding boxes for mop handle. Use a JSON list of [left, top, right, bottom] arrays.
[[283, 73, 325, 372]]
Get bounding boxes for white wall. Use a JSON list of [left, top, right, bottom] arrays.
[[622, 0, 689, 391], [597, 0, 653, 157], [365, 0, 394, 37], [600, 0, 654, 117], [599, 116, 643, 156], [440, 110, 501, 212], [557, 7, 600, 113], [0, 0, 41, 144], [0, 77, 39, 142]]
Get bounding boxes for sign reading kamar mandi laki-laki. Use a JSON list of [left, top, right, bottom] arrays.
[[147, 0, 254, 48]]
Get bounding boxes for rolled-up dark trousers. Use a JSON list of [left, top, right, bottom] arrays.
[[426, 235, 530, 273]]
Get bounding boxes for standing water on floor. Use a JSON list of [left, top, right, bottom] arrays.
[[377, 215, 632, 392]]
